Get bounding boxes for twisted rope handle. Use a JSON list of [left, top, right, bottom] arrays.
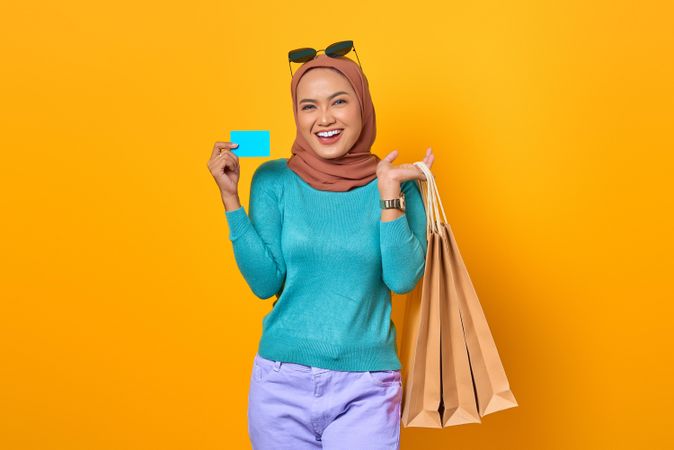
[[413, 161, 447, 235]]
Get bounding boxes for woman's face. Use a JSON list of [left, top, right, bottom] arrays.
[[296, 68, 362, 160]]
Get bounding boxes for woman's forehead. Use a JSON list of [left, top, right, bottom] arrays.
[[297, 69, 355, 97]]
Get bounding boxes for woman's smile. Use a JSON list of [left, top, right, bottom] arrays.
[[315, 128, 344, 145]]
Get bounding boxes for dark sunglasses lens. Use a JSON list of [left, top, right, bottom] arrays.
[[289, 48, 317, 63], [325, 40, 353, 57]]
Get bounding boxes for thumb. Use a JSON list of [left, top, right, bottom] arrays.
[[384, 149, 399, 162]]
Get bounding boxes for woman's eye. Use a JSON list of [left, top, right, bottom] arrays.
[[301, 99, 346, 111]]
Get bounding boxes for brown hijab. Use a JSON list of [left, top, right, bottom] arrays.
[[287, 54, 381, 192]]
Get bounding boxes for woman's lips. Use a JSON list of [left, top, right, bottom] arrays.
[[315, 131, 343, 145]]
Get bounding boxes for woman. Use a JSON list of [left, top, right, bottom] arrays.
[[207, 53, 435, 449]]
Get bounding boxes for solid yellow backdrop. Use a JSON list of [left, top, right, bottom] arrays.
[[1, 0, 672, 449]]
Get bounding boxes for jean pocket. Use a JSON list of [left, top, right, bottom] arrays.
[[253, 354, 279, 383], [365, 369, 402, 387]]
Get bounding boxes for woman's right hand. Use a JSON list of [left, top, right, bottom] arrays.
[[208, 141, 240, 197]]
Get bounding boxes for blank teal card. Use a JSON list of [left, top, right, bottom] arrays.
[[229, 130, 270, 157]]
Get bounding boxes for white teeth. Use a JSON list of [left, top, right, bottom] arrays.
[[317, 130, 342, 138]]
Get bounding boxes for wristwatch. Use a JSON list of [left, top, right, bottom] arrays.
[[380, 192, 406, 212]]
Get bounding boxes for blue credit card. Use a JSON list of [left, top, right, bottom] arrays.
[[229, 130, 270, 157]]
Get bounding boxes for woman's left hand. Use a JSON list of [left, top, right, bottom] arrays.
[[377, 147, 435, 186]]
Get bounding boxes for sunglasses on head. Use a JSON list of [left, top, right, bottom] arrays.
[[288, 40, 363, 77]]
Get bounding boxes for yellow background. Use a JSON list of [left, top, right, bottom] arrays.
[[2, 0, 672, 448]]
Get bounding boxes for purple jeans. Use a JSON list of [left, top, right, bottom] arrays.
[[247, 352, 403, 450]]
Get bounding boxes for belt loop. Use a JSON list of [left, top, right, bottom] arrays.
[[273, 360, 282, 371]]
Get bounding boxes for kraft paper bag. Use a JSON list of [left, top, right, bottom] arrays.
[[399, 161, 517, 428], [444, 219, 518, 416], [399, 162, 480, 428], [399, 228, 451, 427], [438, 221, 484, 426]]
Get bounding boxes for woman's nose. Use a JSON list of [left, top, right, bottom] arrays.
[[318, 110, 335, 124]]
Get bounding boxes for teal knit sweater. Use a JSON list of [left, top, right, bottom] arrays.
[[224, 158, 427, 371]]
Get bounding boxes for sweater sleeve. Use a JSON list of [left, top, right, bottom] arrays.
[[223, 161, 286, 299], [379, 180, 428, 294]]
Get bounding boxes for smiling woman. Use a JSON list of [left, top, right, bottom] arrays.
[[213, 52, 429, 450]]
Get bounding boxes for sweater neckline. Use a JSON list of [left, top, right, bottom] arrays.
[[282, 158, 378, 194]]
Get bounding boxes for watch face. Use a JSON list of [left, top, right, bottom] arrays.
[[380, 192, 406, 210]]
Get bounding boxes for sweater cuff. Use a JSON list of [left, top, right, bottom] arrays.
[[224, 206, 253, 241], [380, 213, 413, 245]]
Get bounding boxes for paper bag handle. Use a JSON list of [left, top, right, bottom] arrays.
[[413, 161, 447, 234]]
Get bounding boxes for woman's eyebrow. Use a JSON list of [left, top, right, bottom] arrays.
[[299, 91, 349, 104]]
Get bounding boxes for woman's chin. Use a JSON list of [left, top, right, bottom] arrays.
[[311, 145, 349, 160]]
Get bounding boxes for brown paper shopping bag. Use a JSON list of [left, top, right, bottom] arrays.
[[399, 161, 517, 428], [399, 221, 479, 428], [399, 162, 480, 428], [445, 217, 518, 417], [398, 231, 444, 428]]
